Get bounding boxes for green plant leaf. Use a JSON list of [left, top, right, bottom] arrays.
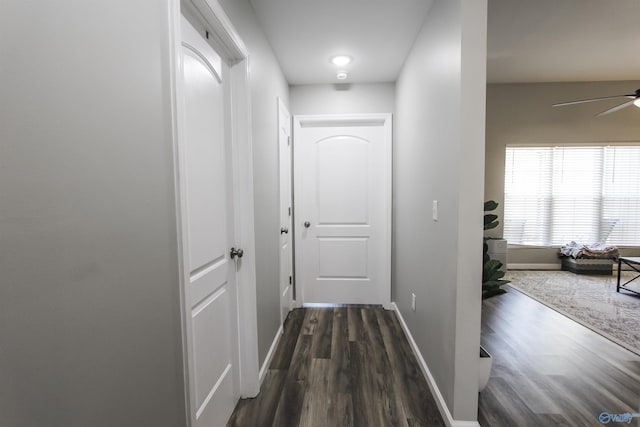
[[482, 288, 507, 299], [485, 271, 506, 282], [484, 200, 498, 212], [484, 214, 498, 226], [484, 264, 506, 279], [483, 259, 503, 273], [481, 200, 507, 300], [484, 221, 499, 231]]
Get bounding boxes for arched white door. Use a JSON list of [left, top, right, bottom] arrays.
[[180, 16, 240, 426], [294, 114, 392, 307], [278, 98, 294, 321]]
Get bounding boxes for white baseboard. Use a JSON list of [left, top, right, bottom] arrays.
[[508, 263, 561, 270], [508, 263, 639, 271], [258, 324, 283, 385], [390, 302, 481, 427]]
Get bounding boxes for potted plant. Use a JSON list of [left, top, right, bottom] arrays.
[[479, 200, 510, 391], [482, 200, 509, 299]]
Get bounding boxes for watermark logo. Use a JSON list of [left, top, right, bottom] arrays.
[[599, 412, 640, 424]]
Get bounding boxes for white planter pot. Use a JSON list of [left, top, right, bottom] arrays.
[[479, 346, 492, 391], [486, 238, 507, 254], [487, 238, 508, 272]]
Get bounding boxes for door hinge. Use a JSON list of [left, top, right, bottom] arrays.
[[287, 136, 291, 146], [288, 206, 291, 216], [289, 276, 292, 285]]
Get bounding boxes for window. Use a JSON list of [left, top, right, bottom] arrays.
[[504, 145, 640, 246]]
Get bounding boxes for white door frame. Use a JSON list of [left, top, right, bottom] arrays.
[[170, 0, 259, 424], [277, 97, 294, 320], [293, 114, 393, 308]]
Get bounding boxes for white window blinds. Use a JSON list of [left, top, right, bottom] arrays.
[[504, 145, 640, 246]]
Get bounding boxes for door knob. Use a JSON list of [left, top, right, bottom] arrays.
[[230, 247, 244, 259], [304, 221, 311, 228], [280, 227, 289, 234]]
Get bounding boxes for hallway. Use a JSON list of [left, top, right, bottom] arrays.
[[227, 306, 445, 427], [0, 1, 486, 424]]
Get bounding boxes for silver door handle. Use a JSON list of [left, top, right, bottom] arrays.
[[280, 227, 289, 234], [230, 247, 244, 259], [304, 221, 311, 228]]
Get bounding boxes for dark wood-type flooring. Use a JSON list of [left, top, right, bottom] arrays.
[[227, 306, 445, 427], [480, 285, 640, 427], [229, 285, 640, 427]]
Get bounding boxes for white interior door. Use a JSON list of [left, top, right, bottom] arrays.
[[180, 16, 240, 427], [278, 98, 294, 321], [294, 114, 392, 306]]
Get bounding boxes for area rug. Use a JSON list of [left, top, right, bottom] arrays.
[[506, 270, 640, 356]]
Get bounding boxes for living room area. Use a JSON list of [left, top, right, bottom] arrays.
[[480, 1, 640, 423]]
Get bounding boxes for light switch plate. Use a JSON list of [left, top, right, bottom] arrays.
[[432, 200, 438, 221]]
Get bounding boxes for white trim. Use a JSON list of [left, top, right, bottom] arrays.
[[171, 2, 260, 424], [278, 97, 294, 323], [168, 1, 193, 424], [188, 0, 248, 61], [507, 263, 561, 270], [298, 117, 387, 127], [506, 141, 640, 148], [382, 115, 392, 308], [258, 325, 284, 385], [390, 303, 481, 427], [229, 46, 260, 400], [509, 262, 639, 271]]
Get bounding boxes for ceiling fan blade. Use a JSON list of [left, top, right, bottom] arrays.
[[553, 94, 636, 107], [596, 99, 637, 116]]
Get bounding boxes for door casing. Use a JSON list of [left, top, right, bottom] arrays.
[[278, 98, 294, 320], [170, 0, 259, 425]]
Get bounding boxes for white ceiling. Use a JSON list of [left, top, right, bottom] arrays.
[[249, 0, 432, 85], [487, 0, 640, 83], [250, 0, 640, 85]]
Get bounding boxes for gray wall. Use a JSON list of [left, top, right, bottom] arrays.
[[218, 0, 290, 367], [0, 2, 186, 426], [289, 83, 395, 115], [393, 0, 486, 421], [486, 81, 640, 265]]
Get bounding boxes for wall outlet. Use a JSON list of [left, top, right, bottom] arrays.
[[432, 200, 438, 221], [411, 293, 416, 311]]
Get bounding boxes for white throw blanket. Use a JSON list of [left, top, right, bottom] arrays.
[[559, 241, 619, 259]]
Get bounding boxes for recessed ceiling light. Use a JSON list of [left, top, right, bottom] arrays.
[[331, 55, 352, 66], [336, 71, 349, 80]]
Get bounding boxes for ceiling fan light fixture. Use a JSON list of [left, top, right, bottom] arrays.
[[331, 55, 352, 66], [336, 71, 349, 80], [553, 88, 640, 116]]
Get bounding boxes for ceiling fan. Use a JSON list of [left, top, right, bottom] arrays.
[[553, 88, 640, 116]]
